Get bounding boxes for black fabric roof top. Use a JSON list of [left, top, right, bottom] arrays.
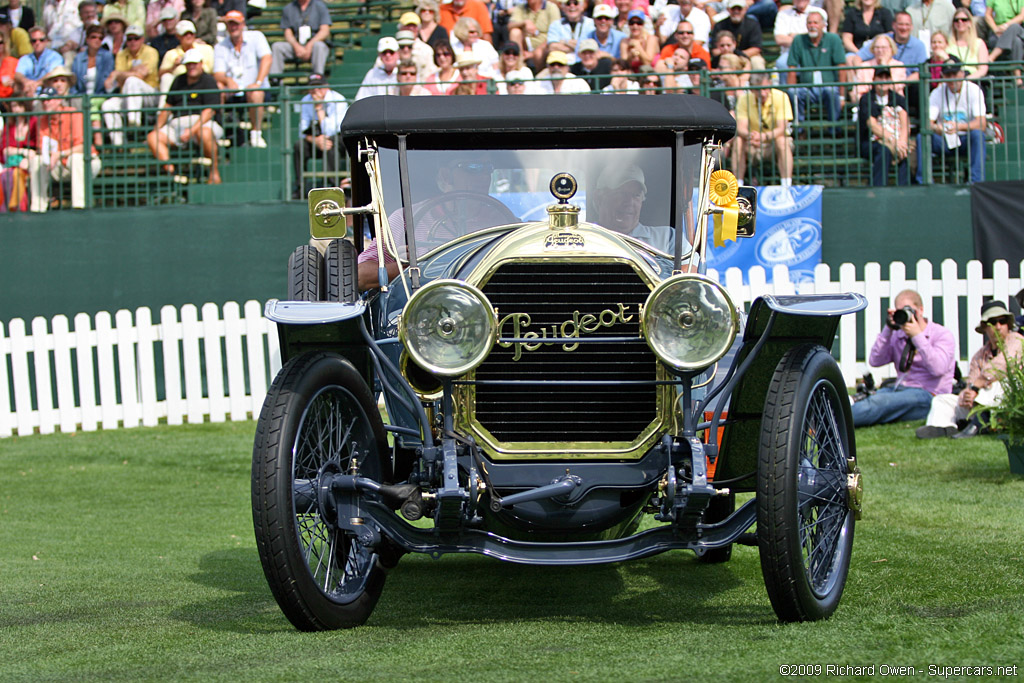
[[341, 95, 735, 146]]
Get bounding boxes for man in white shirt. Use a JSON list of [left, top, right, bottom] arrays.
[[213, 10, 272, 148], [292, 72, 347, 198], [655, 0, 710, 46], [918, 57, 986, 183], [546, 0, 595, 64], [355, 36, 399, 99]]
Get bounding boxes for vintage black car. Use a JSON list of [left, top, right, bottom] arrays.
[[251, 95, 866, 630]]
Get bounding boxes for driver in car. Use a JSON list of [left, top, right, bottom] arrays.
[[357, 155, 519, 289], [591, 164, 683, 254]]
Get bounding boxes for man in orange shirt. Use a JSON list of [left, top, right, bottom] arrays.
[[660, 20, 710, 68], [28, 86, 102, 211], [439, 0, 492, 42]]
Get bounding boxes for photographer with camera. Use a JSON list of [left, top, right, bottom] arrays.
[[852, 289, 956, 428], [917, 301, 1024, 439]]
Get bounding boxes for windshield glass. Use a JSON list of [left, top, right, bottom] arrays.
[[367, 145, 701, 258]]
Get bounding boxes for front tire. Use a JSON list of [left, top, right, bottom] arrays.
[[757, 344, 856, 622], [252, 351, 391, 630]]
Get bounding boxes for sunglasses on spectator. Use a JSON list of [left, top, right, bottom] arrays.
[[628, 19, 644, 25], [380, 49, 395, 54], [31, 37, 47, 43], [565, 0, 580, 4], [677, 30, 693, 34], [127, 35, 143, 40], [595, 15, 610, 20], [953, 16, 970, 22], [399, 70, 417, 76]]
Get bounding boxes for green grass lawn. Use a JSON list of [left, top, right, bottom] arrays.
[[1, 420, 1022, 681]]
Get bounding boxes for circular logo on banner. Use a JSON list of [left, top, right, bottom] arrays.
[[756, 217, 822, 268], [758, 185, 822, 217]]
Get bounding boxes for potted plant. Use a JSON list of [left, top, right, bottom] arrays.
[[973, 342, 1024, 475]]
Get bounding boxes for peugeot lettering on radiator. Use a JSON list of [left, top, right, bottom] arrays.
[[496, 304, 637, 360]]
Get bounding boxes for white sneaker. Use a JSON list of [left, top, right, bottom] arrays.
[[250, 130, 267, 148]]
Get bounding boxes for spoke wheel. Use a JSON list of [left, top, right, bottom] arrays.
[[757, 344, 856, 622], [252, 351, 392, 631]]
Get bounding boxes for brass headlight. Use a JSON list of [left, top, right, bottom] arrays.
[[399, 280, 497, 377], [641, 274, 738, 372]]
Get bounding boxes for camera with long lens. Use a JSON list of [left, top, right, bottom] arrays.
[[890, 305, 916, 328]]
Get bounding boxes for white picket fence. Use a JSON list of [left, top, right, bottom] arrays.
[[1, 259, 1020, 438]]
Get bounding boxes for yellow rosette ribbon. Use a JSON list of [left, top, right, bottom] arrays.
[[709, 170, 740, 248]]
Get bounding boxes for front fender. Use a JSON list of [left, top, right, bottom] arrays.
[[711, 293, 867, 487], [265, 300, 373, 385]]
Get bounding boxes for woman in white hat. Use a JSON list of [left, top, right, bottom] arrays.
[[918, 301, 1024, 439]]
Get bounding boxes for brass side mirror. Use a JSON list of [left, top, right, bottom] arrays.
[[308, 188, 350, 240]]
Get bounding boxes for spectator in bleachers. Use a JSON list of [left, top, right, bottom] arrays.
[[452, 51, 492, 94], [711, 29, 763, 70], [396, 29, 435, 79], [613, 0, 652, 34], [655, 42, 689, 88], [709, 52, 748, 120], [145, 0, 181, 38], [270, 0, 332, 78], [857, 12, 927, 77], [926, 29, 950, 85], [733, 71, 793, 186], [439, 0, 493, 44], [712, 0, 762, 63], [918, 57, 985, 183], [536, 49, 591, 91], [355, 36, 399, 99], [423, 41, 458, 95], [213, 10, 271, 147], [29, 84, 101, 210], [587, 4, 626, 59], [842, 0, 893, 65], [906, 0, 955, 39], [101, 10, 128, 55], [602, 57, 640, 92], [43, 0, 79, 44], [396, 58, 431, 95], [661, 20, 710, 68], [100, 24, 158, 145], [71, 25, 112, 109], [1, 11, 30, 58], [415, 1, 449, 49], [17, 26, 62, 94], [290, 71, 345, 197], [858, 66, 909, 185], [507, 0, 561, 69], [773, 0, 826, 71], [639, 69, 662, 93], [0, 90, 36, 211], [979, 0, 1024, 84], [183, 0, 217, 45], [50, 0, 97, 64], [102, 0, 144, 32], [494, 41, 533, 93], [547, 0, 595, 65], [148, 48, 222, 185], [451, 17, 498, 76], [41, 63, 73, 95], [158, 20, 213, 93], [572, 38, 612, 88], [850, 33, 906, 102], [787, 10, 845, 131], [621, 9, 660, 70], [505, 77, 527, 93], [0, 23, 18, 97], [947, 8, 989, 81], [148, 7, 181, 61], [1, 0, 32, 31], [656, 0, 710, 47]]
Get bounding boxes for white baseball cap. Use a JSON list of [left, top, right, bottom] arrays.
[[378, 36, 399, 52]]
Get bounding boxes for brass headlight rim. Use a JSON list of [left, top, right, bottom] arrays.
[[398, 279, 497, 378], [641, 273, 738, 373]]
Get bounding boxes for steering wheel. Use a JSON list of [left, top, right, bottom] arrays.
[[411, 192, 519, 246]]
